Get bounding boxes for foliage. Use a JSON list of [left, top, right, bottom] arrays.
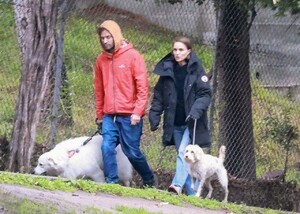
[[252, 80, 300, 181], [262, 110, 299, 151], [0, 2, 299, 212], [0, 2, 20, 135], [150, 0, 300, 15], [260, 108, 299, 181], [260, 0, 300, 15]]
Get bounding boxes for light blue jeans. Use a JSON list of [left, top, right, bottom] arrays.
[[171, 125, 195, 195]]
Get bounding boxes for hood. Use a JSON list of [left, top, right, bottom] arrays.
[[153, 52, 174, 77], [99, 20, 124, 51], [153, 51, 200, 76]]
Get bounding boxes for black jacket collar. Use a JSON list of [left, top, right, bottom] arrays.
[[153, 51, 201, 77]]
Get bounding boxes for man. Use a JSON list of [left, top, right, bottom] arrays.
[[94, 20, 154, 187]]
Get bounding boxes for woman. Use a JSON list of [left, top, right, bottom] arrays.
[[149, 36, 211, 195]]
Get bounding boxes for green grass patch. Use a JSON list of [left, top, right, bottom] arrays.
[[0, 3, 21, 135], [116, 205, 163, 214], [0, 172, 287, 214], [64, 17, 99, 68], [0, 0, 299, 188], [0, 191, 60, 214]]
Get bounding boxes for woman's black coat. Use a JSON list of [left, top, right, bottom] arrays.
[[149, 52, 211, 148]]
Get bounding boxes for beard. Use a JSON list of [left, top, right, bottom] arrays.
[[102, 42, 115, 53]]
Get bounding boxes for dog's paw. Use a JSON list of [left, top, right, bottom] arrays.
[[205, 194, 212, 199], [195, 192, 201, 197]]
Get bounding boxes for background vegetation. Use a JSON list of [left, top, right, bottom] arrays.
[[0, 3, 299, 183]]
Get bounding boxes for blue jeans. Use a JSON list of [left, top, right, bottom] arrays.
[[101, 114, 154, 186], [171, 125, 195, 195]]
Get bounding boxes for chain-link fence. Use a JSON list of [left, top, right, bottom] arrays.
[[0, 0, 299, 182]]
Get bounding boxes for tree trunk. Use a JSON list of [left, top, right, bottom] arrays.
[[8, 0, 60, 173], [216, 0, 256, 179]]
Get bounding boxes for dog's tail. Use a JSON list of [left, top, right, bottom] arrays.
[[218, 145, 226, 163]]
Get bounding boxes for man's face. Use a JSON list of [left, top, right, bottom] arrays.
[[100, 29, 114, 53]]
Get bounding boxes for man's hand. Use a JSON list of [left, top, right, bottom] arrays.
[[131, 114, 141, 125]]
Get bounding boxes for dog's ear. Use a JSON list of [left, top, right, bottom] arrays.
[[194, 145, 204, 160], [48, 157, 57, 166], [199, 146, 205, 155]]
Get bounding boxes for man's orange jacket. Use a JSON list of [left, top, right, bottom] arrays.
[[94, 22, 148, 120]]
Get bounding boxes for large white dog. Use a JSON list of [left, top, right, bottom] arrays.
[[34, 134, 133, 186], [184, 144, 229, 202]]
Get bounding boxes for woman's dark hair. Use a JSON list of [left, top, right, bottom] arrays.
[[173, 36, 192, 50]]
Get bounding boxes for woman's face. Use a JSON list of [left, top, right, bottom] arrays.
[[173, 42, 191, 65]]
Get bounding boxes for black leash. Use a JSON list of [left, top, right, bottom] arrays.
[[157, 119, 197, 168], [69, 130, 101, 155], [82, 130, 100, 146]]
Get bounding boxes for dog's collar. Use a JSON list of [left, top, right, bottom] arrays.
[[67, 150, 76, 158]]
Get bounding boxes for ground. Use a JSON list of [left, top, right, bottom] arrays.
[[0, 135, 300, 213], [0, 183, 228, 214], [0, 170, 299, 213]]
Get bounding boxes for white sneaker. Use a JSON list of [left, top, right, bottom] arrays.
[[168, 184, 182, 195]]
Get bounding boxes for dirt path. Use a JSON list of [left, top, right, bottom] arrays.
[[0, 184, 229, 214]]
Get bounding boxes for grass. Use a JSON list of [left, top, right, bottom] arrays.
[[0, 183, 66, 214], [0, 196, 60, 214], [115, 205, 163, 214], [0, 188, 170, 214], [251, 79, 300, 181], [0, 3, 20, 135], [0, 172, 287, 214]]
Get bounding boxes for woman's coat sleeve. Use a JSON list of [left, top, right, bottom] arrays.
[[149, 78, 164, 131], [189, 74, 211, 119]]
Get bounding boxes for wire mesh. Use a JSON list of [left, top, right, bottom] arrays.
[[0, 0, 299, 182]]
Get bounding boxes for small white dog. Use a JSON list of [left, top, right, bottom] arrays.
[[184, 144, 228, 202], [34, 134, 133, 186]]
